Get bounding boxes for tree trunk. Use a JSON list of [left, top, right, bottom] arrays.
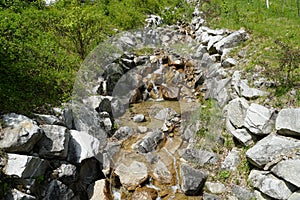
[[266, 0, 269, 9]]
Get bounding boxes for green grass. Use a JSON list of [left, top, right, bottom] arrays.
[[203, 0, 300, 107]]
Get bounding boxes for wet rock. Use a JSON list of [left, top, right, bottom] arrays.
[[43, 180, 75, 200], [180, 163, 207, 195], [230, 129, 253, 146], [34, 114, 62, 125], [67, 130, 100, 163], [203, 193, 221, 200], [52, 163, 77, 185], [225, 98, 249, 128], [0, 113, 43, 153], [240, 80, 268, 99], [4, 153, 48, 178], [205, 182, 226, 194], [113, 126, 134, 140], [232, 185, 255, 200], [271, 159, 300, 188], [101, 141, 121, 176], [135, 129, 164, 153], [288, 191, 300, 200], [244, 103, 275, 135], [180, 148, 218, 166], [276, 108, 300, 136], [132, 187, 158, 200], [38, 125, 69, 159], [221, 147, 240, 171], [246, 134, 300, 168], [154, 108, 178, 121], [222, 58, 237, 68], [248, 170, 294, 199], [161, 85, 180, 101], [5, 188, 36, 200], [133, 114, 145, 123], [88, 179, 111, 200], [153, 160, 173, 184], [114, 161, 148, 190]]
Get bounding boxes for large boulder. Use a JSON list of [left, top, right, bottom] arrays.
[[248, 170, 294, 199], [271, 159, 300, 188], [180, 163, 207, 195], [213, 29, 247, 53], [67, 130, 100, 163], [244, 103, 275, 135], [276, 108, 300, 136], [114, 161, 148, 191], [113, 126, 134, 140], [38, 125, 69, 159], [5, 188, 36, 200], [0, 113, 43, 152], [4, 153, 48, 178], [246, 134, 300, 168], [230, 129, 253, 146]]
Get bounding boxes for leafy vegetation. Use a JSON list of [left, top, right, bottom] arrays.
[[0, 0, 193, 115]]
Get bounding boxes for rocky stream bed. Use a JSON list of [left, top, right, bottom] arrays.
[[1, 6, 300, 200]]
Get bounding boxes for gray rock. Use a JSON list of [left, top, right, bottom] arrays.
[[244, 103, 275, 135], [38, 125, 69, 159], [205, 182, 226, 194], [133, 114, 145, 123], [180, 163, 207, 195], [113, 126, 134, 140], [231, 129, 253, 146], [180, 148, 218, 166], [271, 159, 300, 188], [206, 78, 231, 108], [43, 180, 75, 200], [4, 153, 48, 178], [232, 185, 255, 200], [276, 108, 300, 136], [34, 114, 62, 125], [225, 98, 249, 128], [231, 71, 241, 96], [5, 188, 36, 200], [213, 29, 247, 53], [154, 108, 178, 121], [53, 163, 77, 184], [137, 126, 148, 134], [135, 129, 164, 153], [115, 161, 148, 190], [254, 190, 272, 200], [203, 193, 221, 200], [240, 80, 268, 99], [88, 179, 111, 200], [67, 130, 100, 163], [73, 106, 107, 150], [62, 107, 74, 129], [288, 191, 300, 200], [0, 113, 42, 152], [246, 134, 300, 168], [222, 58, 237, 68], [221, 147, 240, 171], [248, 170, 294, 199], [101, 141, 121, 175]]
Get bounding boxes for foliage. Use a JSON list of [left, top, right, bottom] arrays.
[[0, 0, 193, 115]]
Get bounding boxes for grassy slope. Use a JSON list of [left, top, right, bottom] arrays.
[[205, 0, 300, 107]]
